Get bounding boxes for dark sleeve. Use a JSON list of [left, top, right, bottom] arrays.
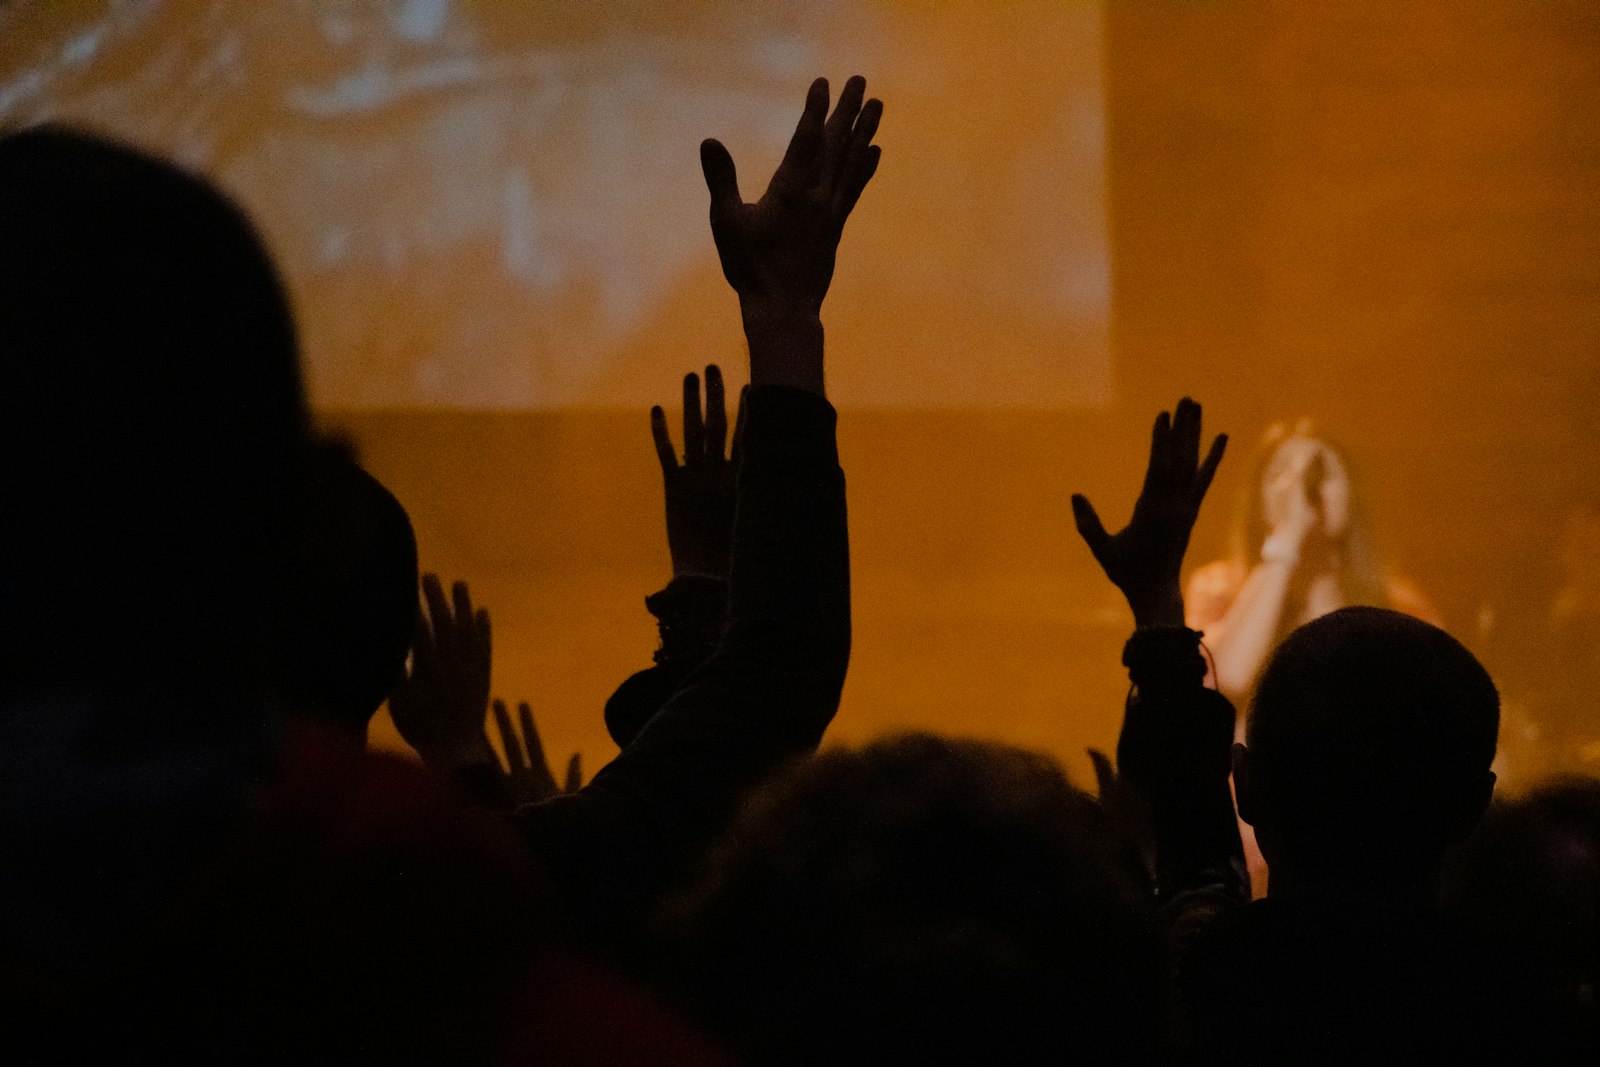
[[602, 575, 729, 749], [1115, 627, 1249, 951], [645, 575, 729, 668], [515, 387, 850, 947], [450, 762, 516, 811]]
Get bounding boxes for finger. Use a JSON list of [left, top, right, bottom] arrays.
[[682, 371, 705, 463], [517, 701, 538, 756], [831, 143, 881, 229], [835, 96, 882, 194], [1173, 397, 1201, 475], [699, 139, 742, 215], [1195, 433, 1229, 502], [703, 364, 728, 460], [517, 702, 560, 800], [475, 607, 492, 675], [516, 701, 547, 768], [407, 611, 436, 679], [1286, 439, 1315, 477], [421, 574, 454, 657], [452, 582, 475, 653], [564, 752, 583, 793], [851, 95, 883, 146], [1070, 494, 1114, 565], [650, 405, 678, 471], [493, 700, 525, 775], [769, 77, 829, 194], [730, 385, 749, 469], [820, 74, 866, 183], [1087, 748, 1117, 801], [1139, 410, 1172, 495]]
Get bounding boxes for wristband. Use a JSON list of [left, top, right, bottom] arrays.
[[1122, 625, 1208, 689], [645, 575, 728, 665], [1260, 531, 1301, 565]]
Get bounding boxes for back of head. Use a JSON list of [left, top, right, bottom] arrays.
[[1245, 607, 1499, 884], [0, 127, 311, 1033], [273, 441, 418, 735], [667, 733, 1162, 1065], [0, 127, 306, 706]]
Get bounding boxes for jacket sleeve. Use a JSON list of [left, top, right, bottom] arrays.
[[514, 386, 850, 945], [1116, 627, 1250, 951], [601, 575, 729, 750]]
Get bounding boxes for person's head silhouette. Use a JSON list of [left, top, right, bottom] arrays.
[[670, 733, 1162, 1065], [0, 126, 308, 712], [274, 441, 419, 739], [1235, 606, 1499, 894]]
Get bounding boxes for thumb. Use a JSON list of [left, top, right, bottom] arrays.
[[1087, 748, 1117, 801], [700, 139, 742, 216], [1071, 494, 1113, 564], [564, 752, 583, 793], [1194, 433, 1228, 503]]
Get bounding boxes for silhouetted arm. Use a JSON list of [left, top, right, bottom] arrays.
[[1188, 557, 1297, 698], [1117, 630, 1249, 942], [519, 386, 849, 942], [1073, 400, 1247, 923], [1187, 447, 1317, 698], [604, 369, 744, 748], [514, 76, 879, 945]]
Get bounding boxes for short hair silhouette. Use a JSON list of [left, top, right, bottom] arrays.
[[1240, 606, 1499, 884], [668, 732, 1162, 1065], [0, 126, 306, 708], [274, 440, 419, 736]]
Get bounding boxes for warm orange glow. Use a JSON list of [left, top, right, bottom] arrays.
[[5, 1, 1599, 793]]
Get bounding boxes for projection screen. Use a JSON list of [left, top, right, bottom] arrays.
[[0, 0, 1112, 410]]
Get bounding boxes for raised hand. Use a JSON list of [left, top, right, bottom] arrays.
[[701, 75, 881, 312], [389, 574, 494, 769], [1260, 436, 1321, 550], [492, 698, 582, 806], [650, 365, 745, 579], [1072, 398, 1227, 627], [701, 75, 883, 393]]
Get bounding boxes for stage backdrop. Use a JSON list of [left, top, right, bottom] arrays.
[[0, 0, 1112, 410]]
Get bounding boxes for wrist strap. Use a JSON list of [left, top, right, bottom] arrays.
[[1122, 625, 1208, 689], [1260, 531, 1300, 565], [645, 575, 728, 664]]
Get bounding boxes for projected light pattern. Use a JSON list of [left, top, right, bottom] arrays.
[[0, 0, 1111, 409]]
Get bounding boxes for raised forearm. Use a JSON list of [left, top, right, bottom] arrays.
[[515, 388, 848, 945], [721, 388, 850, 684], [1133, 584, 1186, 629], [1116, 628, 1247, 906], [1195, 558, 1296, 698], [742, 302, 825, 396], [520, 75, 872, 946]]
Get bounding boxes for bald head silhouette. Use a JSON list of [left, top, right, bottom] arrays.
[[1236, 607, 1499, 890]]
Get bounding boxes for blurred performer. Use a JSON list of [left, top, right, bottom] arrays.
[[1187, 422, 1440, 895], [1187, 420, 1440, 705]]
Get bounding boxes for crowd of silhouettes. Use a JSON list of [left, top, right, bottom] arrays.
[[0, 73, 1595, 1064]]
